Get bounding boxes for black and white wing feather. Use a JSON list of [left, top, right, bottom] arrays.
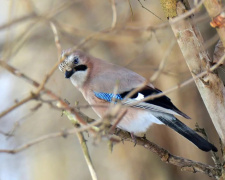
[[119, 86, 190, 119], [94, 86, 189, 118], [94, 86, 217, 152]]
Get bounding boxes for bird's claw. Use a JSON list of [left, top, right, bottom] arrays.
[[130, 132, 137, 146]]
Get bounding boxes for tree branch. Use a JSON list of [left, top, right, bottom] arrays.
[[204, 0, 225, 49], [164, 1, 225, 145], [76, 132, 98, 180], [115, 130, 221, 178], [0, 120, 221, 178]]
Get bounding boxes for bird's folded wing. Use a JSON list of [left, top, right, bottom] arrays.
[[94, 85, 190, 119]]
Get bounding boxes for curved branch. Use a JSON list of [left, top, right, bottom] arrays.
[[0, 123, 221, 178], [115, 129, 221, 178]]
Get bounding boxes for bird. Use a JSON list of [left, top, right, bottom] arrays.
[[59, 49, 217, 152]]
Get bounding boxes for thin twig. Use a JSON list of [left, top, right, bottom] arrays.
[[0, 13, 36, 31], [0, 60, 89, 126], [169, 0, 205, 24], [0, 93, 36, 118], [137, 0, 163, 21], [0, 130, 14, 137], [0, 60, 40, 87], [4, 19, 41, 61], [0, 1, 76, 51], [127, 0, 134, 20], [50, 21, 62, 60], [1, 49, 225, 120], [108, 109, 127, 133], [77, 132, 98, 180], [0, 128, 77, 154], [150, 40, 176, 82], [110, 0, 117, 29], [127, 51, 225, 106]]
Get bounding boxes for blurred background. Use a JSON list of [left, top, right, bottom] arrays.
[[0, 0, 220, 179]]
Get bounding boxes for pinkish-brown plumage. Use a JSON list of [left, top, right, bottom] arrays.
[[58, 49, 217, 152]]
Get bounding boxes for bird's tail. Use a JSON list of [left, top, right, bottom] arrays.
[[158, 116, 217, 152]]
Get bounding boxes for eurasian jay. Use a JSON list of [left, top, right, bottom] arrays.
[[59, 49, 217, 152]]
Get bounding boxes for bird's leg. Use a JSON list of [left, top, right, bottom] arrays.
[[114, 128, 121, 135], [142, 134, 147, 140], [113, 128, 125, 144], [130, 132, 137, 146]]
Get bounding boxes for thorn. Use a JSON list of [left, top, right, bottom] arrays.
[[121, 138, 125, 144], [62, 129, 68, 138], [199, 77, 209, 85], [108, 140, 113, 153], [86, 131, 90, 137], [192, 71, 209, 86], [61, 110, 64, 117]]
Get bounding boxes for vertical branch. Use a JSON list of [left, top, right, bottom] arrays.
[[207, 0, 225, 168], [159, 2, 225, 178], [62, 111, 98, 180], [76, 132, 98, 180], [160, 1, 225, 145], [50, 21, 62, 59], [110, 0, 117, 29], [150, 40, 176, 83]]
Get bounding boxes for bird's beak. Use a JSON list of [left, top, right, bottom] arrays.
[[65, 69, 74, 78]]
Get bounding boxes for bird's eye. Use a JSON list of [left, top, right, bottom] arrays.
[[73, 56, 79, 64]]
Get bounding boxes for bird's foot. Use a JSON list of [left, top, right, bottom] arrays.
[[142, 134, 147, 140], [114, 128, 121, 135], [130, 132, 137, 146]]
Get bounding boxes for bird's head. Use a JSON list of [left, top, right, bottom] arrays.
[[59, 49, 90, 88]]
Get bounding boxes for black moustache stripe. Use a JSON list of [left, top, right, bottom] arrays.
[[64, 65, 87, 79], [75, 65, 87, 71]]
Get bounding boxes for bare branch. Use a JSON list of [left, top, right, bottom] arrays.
[[0, 13, 36, 31], [137, 0, 163, 21], [0, 128, 77, 154], [204, 0, 225, 49], [110, 0, 117, 29], [127, 0, 134, 20], [0, 121, 221, 178], [0, 60, 90, 126], [50, 21, 62, 59], [77, 132, 98, 180], [0, 93, 36, 118], [115, 130, 221, 178], [168, 1, 225, 144], [150, 40, 176, 82]]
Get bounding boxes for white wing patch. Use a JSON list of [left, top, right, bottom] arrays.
[[135, 93, 144, 100]]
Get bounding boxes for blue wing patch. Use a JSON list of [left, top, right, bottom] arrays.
[[94, 92, 123, 102]]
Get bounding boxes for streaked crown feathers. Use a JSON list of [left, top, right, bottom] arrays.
[[59, 50, 79, 73]]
